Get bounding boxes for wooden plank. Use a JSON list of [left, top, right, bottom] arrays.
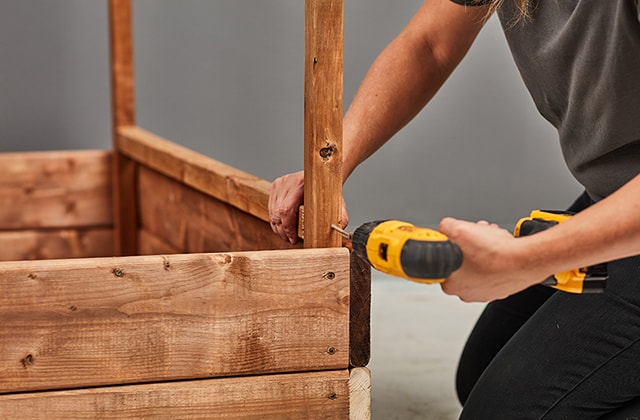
[[138, 166, 299, 253], [298, 212, 371, 367], [109, 0, 138, 256], [0, 228, 113, 261], [0, 150, 112, 230], [118, 125, 271, 223], [137, 229, 181, 255], [303, 0, 344, 248], [0, 370, 350, 419], [0, 248, 350, 392], [349, 252, 371, 368], [349, 368, 372, 420], [109, 0, 135, 128], [111, 153, 138, 256]]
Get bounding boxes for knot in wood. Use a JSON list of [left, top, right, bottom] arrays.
[[319, 145, 336, 160], [22, 354, 34, 368]]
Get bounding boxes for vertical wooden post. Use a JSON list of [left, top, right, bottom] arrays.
[[303, 0, 344, 249], [109, 0, 138, 256]]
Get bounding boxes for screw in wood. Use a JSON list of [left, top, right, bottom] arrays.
[[113, 268, 123, 277], [327, 347, 337, 355]]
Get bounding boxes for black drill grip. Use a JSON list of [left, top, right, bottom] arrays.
[[400, 239, 463, 279]]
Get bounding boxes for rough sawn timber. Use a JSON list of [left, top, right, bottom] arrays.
[[0, 248, 350, 393]]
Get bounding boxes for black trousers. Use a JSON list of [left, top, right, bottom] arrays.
[[457, 192, 640, 419]]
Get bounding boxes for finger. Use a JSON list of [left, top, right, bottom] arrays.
[[279, 204, 300, 244], [439, 217, 463, 235], [341, 199, 349, 229], [268, 178, 284, 235]]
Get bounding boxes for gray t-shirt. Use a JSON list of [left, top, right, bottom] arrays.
[[453, 1, 640, 200]]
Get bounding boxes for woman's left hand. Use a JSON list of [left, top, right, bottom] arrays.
[[438, 217, 548, 302]]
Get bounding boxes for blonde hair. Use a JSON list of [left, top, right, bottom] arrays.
[[486, 0, 533, 22], [472, 0, 535, 25]]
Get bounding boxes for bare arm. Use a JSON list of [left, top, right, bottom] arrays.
[[269, 0, 489, 243], [341, 0, 488, 179]]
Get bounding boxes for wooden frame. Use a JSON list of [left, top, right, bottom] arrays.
[[0, 0, 371, 418]]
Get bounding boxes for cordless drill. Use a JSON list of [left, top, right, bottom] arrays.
[[333, 210, 607, 294]]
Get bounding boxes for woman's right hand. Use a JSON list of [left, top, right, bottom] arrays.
[[269, 170, 349, 244]]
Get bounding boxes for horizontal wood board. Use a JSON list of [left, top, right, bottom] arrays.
[[0, 370, 350, 419], [138, 166, 300, 253], [0, 228, 114, 262], [0, 150, 112, 230], [0, 248, 350, 393], [117, 125, 271, 222]]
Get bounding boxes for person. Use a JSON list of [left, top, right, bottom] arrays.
[[269, 0, 640, 418]]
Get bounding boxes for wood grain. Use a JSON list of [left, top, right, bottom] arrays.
[[0, 248, 350, 393], [109, 0, 138, 256], [350, 368, 372, 420], [0, 150, 112, 230], [137, 166, 299, 253], [303, 0, 344, 248], [137, 228, 181, 255], [0, 370, 350, 419], [0, 228, 113, 261], [349, 252, 371, 368], [117, 126, 272, 223], [108, 0, 135, 128]]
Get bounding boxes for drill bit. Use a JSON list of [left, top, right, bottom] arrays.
[[331, 224, 352, 239]]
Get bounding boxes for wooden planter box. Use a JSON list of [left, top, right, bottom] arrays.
[[0, 1, 370, 418]]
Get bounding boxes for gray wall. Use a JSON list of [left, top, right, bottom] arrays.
[[0, 0, 582, 229]]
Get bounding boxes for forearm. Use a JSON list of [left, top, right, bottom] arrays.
[[341, 35, 448, 180], [516, 174, 640, 279], [341, 1, 487, 181]]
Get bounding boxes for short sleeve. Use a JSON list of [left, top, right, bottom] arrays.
[[449, 0, 491, 5]]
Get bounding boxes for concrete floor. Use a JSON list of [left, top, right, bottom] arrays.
[[368, 273, 486, 420]]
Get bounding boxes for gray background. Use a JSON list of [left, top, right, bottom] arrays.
[[0, 0, 582, 229]]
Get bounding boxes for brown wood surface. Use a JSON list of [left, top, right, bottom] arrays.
[[137, 229, 181, 255], [349, 252, 371, 368], [0, 228, 113, 261], [118, 125, 272, 223], [303, 0, 344, 248], [109, 0, 138, 256], [137, 166, 298, 253], [0, 248, 350, 393], [0, 370, 350, 419], [109, 0, 135, 128], [112, 153, 138, 256], [0, 150, 112, 230]]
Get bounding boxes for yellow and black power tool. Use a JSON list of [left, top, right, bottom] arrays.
[[332, 210, 607, 294]]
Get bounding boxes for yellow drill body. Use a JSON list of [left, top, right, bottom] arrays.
[[347, 211, 607, 294]]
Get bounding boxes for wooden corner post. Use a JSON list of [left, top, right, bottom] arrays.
[[109, 0, 138, 256], [303, 0, 344, 249]]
